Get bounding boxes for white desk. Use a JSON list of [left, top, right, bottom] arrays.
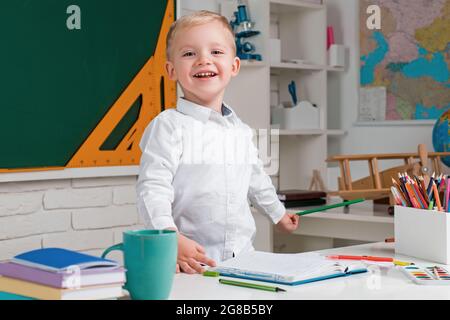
[[169, 242, 450, 300], [252, 201, 395, 252]]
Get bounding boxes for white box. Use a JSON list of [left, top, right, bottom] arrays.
[[395, 206, 450, 264], [329, 44, 346, 67], [269, 38, 281, 64], [271, 101, 320, 130]]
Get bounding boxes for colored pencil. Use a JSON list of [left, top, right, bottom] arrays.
[[405, 181, 421, 209], [432, 181, 443, 211], [391, 173, 450, 212], [411, 179, 428, 209], [446, 177, 450, 212], [392, 178, 411, 207]]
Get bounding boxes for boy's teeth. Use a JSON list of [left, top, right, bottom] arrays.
[[194, 72, 216, 78]]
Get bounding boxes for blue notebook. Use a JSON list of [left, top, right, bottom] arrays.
[[212, 251, 367, 286], [11, 248, 119, 273]]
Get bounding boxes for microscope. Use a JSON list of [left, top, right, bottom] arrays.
[[230, 2, 262, 61]]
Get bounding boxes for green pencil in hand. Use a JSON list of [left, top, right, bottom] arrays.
[[295, 198, 365, 216]]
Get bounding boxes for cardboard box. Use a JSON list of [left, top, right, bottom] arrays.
[[395, 206, 450, 264]]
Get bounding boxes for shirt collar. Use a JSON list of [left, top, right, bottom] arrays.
[[176, 97, 236, 123]]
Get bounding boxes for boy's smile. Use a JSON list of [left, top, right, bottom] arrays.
[[193, 71, 217, 79], [165, 20, 240, 113]]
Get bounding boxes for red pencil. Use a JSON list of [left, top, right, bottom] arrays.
[[326, 255, 393, 262]]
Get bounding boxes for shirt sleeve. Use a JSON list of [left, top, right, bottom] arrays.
[[136, 113, 182, 230], [247, 129, 286, 224]]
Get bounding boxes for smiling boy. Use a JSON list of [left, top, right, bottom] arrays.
[[137, 11, 299, 274]]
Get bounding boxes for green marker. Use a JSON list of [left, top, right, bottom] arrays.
[[295, 198, 365, 216], [203, 270, 220, 277], [218, 278, 286, 292]]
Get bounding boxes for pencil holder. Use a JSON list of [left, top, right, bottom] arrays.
[[271, 101, 320, 130], [395, 206, 450, 264]]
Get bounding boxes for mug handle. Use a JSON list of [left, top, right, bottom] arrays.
[[101, 243, 129, 293], [101, 243, 123, 259]]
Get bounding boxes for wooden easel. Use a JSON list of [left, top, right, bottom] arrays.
[[326, 144, 450, 203], [309, 169, 327, 192]]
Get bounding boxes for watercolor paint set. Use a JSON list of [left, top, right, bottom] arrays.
[[400, 265, 450, 285]]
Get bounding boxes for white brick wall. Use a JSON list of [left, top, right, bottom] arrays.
[[0, 210, 71, 240], [44, 188, 112, 209], [0, 192, 43, 217], [72, 176, 137, 188], [72, 205, 139, 230], [42, 229, 115, 252], [0, 180, 71, 193], [0, 176, 143, 263], [0, 236, 43, 261], [113, 186, 137, 205]]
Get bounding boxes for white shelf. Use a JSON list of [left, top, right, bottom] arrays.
[[222, 0, 336, 191], [278, 129, 347, 136], [327, 129, 347, 136], [355, 120, 436, 126], [327, 66, 345, 72], [270, 0, 324, 11], [0, 165, 139, 183], [240, 60, 267, 68], [279, 129, 324, 136], [270, 62, 324, 71]]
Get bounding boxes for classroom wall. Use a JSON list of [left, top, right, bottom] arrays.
[[0, 0, 274, 261], [1, 0, 446, 260], [0, 177, 143, 262], [180, 0, 448, 186], [326, 0, 447, 180]]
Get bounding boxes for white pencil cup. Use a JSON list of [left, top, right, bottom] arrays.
[[271, 101, 320, 130], [395, 206, 450, 264], [328, 44, 346, 67]]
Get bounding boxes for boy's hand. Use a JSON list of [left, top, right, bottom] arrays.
[[276, 213, 299, 233], [176, 233, 216, 274]]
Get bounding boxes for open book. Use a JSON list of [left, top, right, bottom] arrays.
[[212, 251, 367, 286]]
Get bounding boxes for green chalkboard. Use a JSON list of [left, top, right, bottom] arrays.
[[0, 0, 171, 169]]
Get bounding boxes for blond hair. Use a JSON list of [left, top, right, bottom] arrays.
[[166, 10, 236, 60]]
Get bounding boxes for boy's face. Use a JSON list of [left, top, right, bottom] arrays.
[[165, 21, 240, 106]]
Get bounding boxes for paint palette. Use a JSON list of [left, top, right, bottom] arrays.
[[400, 265, 450, 285]]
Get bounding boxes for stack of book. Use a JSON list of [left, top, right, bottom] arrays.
[[277, 190, 327, 208], [0, 248, 126, 300]]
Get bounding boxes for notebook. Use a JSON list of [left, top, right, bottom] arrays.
[[212, 251, 367, 286], [0, 276, 124, 300], [0, 262, 125, 288], [11, 248, 119, 272], [277, 190, 326, 201], [281, 198, 327, 208]]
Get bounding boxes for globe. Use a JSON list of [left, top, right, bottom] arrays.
[[432, 108, 450, 167]]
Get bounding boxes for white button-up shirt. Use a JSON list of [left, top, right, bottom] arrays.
[[137, 98, 285, 262]]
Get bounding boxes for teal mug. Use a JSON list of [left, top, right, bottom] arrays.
[[102, 230, 177, 300]]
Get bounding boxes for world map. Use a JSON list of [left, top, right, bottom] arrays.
[[359, 0, 450, 121]]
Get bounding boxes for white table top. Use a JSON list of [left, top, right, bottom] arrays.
[[169, 242, 450, 300]]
